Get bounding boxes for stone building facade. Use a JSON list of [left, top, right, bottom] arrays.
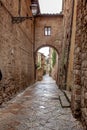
[[0, 0, 35, 104], [34, 14, 63, 83], [60, 0, 87, 128], [54, 0, 87, 128], [34, 14, 63, 55]]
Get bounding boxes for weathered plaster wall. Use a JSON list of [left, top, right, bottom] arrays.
[[67, 0, 77, 90], [60, 0, 73, 89]]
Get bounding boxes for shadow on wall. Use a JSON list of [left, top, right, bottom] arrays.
[[0, 70, 2, 81]]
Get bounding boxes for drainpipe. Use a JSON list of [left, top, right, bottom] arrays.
[[18, 0, 21, 16], [65, 0, 74, 88], [33, 17, 36, 81]]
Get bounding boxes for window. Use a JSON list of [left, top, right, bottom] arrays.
[[44, 27, 51, 36]]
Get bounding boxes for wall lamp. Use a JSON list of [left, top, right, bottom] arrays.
[[12, 3, 38, 24]]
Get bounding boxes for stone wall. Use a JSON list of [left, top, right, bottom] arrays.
[[0, 0, 34, 104], [72, 0, 87, 128], [61, 0, 87, 128]]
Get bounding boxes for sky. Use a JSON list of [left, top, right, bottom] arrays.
[[38, 0, 62, 14], [38, 47, 49, 57]]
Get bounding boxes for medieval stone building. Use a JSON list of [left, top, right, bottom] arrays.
[[72, 0, 87, 128], [0, 0, 36, 104], [0, 0, 87, 128], [60, 0, 87, 128]]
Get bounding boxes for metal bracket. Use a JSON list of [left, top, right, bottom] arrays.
[[12, 16, 32, 24]]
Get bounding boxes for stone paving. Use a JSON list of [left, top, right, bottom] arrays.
[[0, 75, 84, 130]]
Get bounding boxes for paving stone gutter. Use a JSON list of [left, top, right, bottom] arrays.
[[59, 89, 71, 108]]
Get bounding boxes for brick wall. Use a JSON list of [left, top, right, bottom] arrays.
[[0, 0, 34, 104]]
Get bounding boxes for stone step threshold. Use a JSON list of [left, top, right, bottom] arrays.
[[59, 89, 71, 108]]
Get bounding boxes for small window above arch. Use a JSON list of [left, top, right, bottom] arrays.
[[44, 26, 51, 36]]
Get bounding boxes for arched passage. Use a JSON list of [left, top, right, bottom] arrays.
[[34, 45, 60, 84], [34, 14, 63, 58], [34, 14, 63, 85], [35, 45, 59, 56]]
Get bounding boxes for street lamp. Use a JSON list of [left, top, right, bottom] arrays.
[[12, 3, 38, 24], [30, 3, 38, 16]]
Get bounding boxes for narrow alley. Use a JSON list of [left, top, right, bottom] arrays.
[[0, 0, 87, 129], [0, 75, 83, 130]]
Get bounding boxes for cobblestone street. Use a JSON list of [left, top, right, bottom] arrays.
[[0, 75, 84, 130]]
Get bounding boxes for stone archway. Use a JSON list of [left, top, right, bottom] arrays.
[[34, 14, 63, 84], [35, 44, 59, 56], [34, 45, 60, 84], [34, 14, 63, 58]]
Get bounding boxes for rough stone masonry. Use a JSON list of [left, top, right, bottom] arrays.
[[0, 0, 34, 104], [72, 0, 87, 128]]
